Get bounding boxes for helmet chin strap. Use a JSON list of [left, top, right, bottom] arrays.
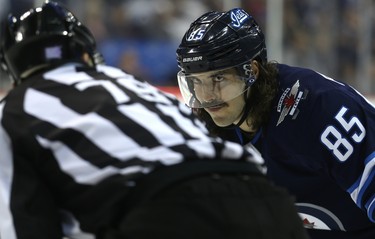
[[234, 99, 251, 127], [234, 77, 254, 128]]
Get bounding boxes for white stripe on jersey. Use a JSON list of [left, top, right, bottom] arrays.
[[316, 71, 345, 86], [36, 136, 149, 184], [157, 103, 209, 140], [118, 103, 186, 146], [44, 64, 133, 104], [44, 64, 94, 84], [350, 153, 375, 208], [24, 88, 184, 164], [24, 88, 140, 159], [76, 80, 130, 103], [318, 70, 375, 108], [0, 102, 17, 239], [97, 64, 129, 79]]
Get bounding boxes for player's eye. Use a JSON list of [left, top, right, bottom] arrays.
[[212, 73, 225, 82], [190, 77, 202, 85]]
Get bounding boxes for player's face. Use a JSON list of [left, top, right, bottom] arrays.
[[190, 68, 247, 127], [177, 65, 250, 113], [203, 91, 246, 127]]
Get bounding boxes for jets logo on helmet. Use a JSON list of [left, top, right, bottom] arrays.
[[230, 9, 249, 28]]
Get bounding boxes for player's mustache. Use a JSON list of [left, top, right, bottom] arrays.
[[200, 100, 227, 108]]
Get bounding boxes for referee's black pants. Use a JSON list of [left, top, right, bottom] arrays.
[[105, 161, 309, 239]]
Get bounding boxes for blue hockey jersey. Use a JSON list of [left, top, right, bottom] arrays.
[[228, 64, 375, 239]]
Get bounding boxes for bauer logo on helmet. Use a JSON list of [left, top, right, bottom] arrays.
[[182, 56, 203, 63]]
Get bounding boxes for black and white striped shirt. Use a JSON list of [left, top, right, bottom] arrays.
[[0, 64, 263, 239]]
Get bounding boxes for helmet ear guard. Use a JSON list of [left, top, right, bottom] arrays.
[[240, 63, 256, 87]]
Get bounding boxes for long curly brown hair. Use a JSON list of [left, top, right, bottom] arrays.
[[195, 61, 279, 136]]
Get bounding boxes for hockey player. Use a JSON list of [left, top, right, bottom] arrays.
[[176, 7, 375, 239], [0, 2, 308, 239]]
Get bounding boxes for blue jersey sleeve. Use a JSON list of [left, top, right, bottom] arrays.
[[312, 80, 375, 223]]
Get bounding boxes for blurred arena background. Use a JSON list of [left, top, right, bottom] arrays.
[[0, 0, 374, 103]]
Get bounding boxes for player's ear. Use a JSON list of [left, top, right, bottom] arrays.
[[251, 60, 260, 80], [82, 52, 93, 66]]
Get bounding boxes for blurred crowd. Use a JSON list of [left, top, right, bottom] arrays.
[[0, 0, 374, 95], [282, 0, 374, 94]]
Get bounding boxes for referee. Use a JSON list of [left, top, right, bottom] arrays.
[[0, 1, 308, 239]]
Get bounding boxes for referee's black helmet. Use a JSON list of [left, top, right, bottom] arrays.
[[0, 1, 98, 85], [176, 8, 267, 74]]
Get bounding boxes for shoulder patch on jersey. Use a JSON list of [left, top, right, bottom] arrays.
[[276, 80, 308, 126]]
